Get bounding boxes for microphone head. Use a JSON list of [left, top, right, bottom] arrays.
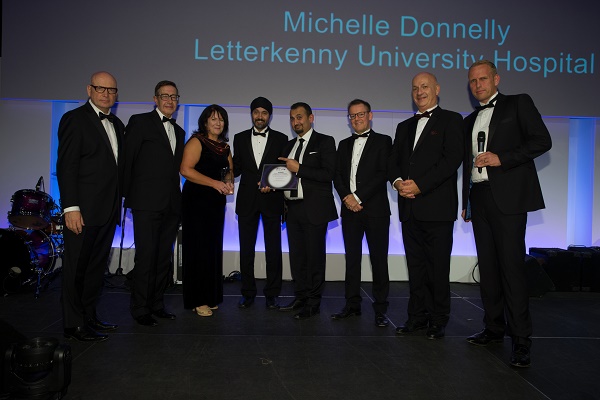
[[477, 131, 485, 142]]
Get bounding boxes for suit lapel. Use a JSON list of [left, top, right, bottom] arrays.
[[406, 119, 418, 156], [174, 124, 185, 160], [256, 130, 270, 171], [84, 103, 114, 156], [339, 136, 353, 183], [305, 132, 318, 154], [413, 109, 439, 153], [283, 138, 296, 159], [151, 111, 173, 150], [465, 114, 476, 170], [487, 94, 505, 145], [115, 120, 124, 165], [353, 131, 375, 179]]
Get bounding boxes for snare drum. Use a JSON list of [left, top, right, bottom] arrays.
[[8, 189, 53, 230], [0, 229, 56, 291]]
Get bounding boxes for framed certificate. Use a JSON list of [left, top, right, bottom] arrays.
[[260, 164, 298, 190]]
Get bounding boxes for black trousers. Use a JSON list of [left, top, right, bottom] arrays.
[[238, 211, 283, 298], [341, 212, 390, 314], [286, 201, 327, 307], [401, 216, 454, 326], [130, 208, 179, 318], [62, 220, 117, 329], [470, 182, 532, 345]]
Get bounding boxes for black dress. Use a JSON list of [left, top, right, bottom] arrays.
[[181, 135, 230, 309]]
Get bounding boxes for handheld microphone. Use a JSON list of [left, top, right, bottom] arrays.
[[35, 176, 43, 191], [477, 131, 486, 173]]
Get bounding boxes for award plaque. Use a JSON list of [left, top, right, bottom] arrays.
[[260, 164, 298, 190]]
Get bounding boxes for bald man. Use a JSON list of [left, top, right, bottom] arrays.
[[388, 72, 463, 339], [57, 71, 124, 342]]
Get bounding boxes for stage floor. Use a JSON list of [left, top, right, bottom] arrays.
[[2, 274, 599, 400]]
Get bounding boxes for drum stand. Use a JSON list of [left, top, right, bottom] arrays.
[[32, 264, 45, 299], [29, 233, 63, 299], [40, 235, 64, 296], [115, 204, 128, 276]]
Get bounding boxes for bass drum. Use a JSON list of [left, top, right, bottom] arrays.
[[0, 229, 56, 293]]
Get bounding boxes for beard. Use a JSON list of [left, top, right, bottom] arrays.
[[253, 119, 267, 130]]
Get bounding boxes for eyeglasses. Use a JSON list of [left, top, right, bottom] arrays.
[[90, 85, 118, 94], [157, 94, 180, 101], [348, 111, 368, 120]]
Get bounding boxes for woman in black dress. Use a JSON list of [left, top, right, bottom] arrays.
[[180, 104, 233, 317]]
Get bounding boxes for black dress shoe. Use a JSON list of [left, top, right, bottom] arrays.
[[135, 314, 158, 327], [375, 314, 389, 327], [64, 326, 108, 342], [395, 320, 428, 334], [265, 296, 280, 310], [152, 309, 176, 319], [466, 329, 504, 346], [279, 298, 306, 312], [238, 296, 255, 309], [86, 317, 118, 332], [294, 305, 320, 320], [331, 306, 361, 320], [510, 344, 531, 367], [426, 324, 445, 339]]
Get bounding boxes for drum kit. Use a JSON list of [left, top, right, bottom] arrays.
[[1, 177, 64, 298]]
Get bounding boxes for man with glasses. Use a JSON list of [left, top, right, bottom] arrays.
[[233, 97, 288, 310], [332, 99, 392, 327], [388, 72, 463, 339], [57, 71, 124, 342], [124, 81, 185, 326]]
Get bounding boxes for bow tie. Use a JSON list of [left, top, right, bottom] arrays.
[[352, 132, 370, 140], [475, 97, 497, 111], [414, 111, 431, 120], [252, 130, 267, 137], [99, 112, 114, 123], [162, 116, 176, 125]]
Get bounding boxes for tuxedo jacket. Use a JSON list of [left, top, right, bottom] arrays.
[[57, 101, 125, 226], [282, 131, 338, 225], [123, 110, 185, 213], [334, 131, 391, 218], [388, 106, 464, 222], [462, 93, 552, 215], [233, 127, 288, 217]]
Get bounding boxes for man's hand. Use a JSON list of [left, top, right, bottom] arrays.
[[277, 157, 300, 173], [64, 211, 85, 234], [258, 181, 275, 193], [343, 194, 363, 212], [474, 151, 501, 168], [399, 179, 420, 199]]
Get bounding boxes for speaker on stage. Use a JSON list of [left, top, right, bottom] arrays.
[[567, 246, 600, 292], [529, 247, 580, 292], [524, 254, 555, 297]]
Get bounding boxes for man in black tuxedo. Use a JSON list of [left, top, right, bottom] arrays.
[[332, 99, 392, 327], [462, 60, 552, 367], [57, 71, 124, 342], [389, 72, 464, 340], [124, 80, 185, 327], [233, 97, 288, 309], [278, 102, 337, 319]]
